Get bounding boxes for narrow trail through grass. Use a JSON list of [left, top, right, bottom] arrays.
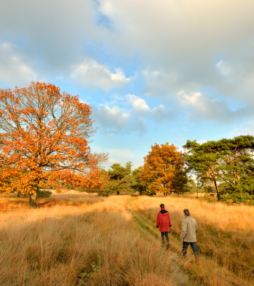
[[127, 198, 191, 286], [127, 197, 252, 286], [1, 194, 253, 285]]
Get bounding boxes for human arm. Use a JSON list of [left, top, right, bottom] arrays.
[[156, 213, 160, 228], [180, 220, 187, 241], [168, 213, 172, 228]]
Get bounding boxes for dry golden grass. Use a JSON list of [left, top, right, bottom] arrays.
[[1, 193, 253, 285], [0, 191, 102, 211], [0, 195, 186, 286], [133, 196, 254, 285]]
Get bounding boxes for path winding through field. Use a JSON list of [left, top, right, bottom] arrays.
[[127, 196, 252, 286]]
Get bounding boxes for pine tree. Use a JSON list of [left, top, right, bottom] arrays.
[[184, 135, 254, 203]]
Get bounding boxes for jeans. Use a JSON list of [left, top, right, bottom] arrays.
[[161, 232, 169, 244], [182, 241, 199, 257]]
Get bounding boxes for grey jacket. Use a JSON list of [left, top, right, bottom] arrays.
[[180, 216, 198, 242]]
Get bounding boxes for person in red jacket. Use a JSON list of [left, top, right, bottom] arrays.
[[156, 204, 172, 249]]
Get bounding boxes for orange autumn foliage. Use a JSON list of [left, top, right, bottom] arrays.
[[0, 82, 107, 205], [139, 143, 187, 194]]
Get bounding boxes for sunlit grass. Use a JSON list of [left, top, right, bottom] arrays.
[[133, 196, 254, 284], [1, 193, 253, 285], [0, 195, 185, 286]]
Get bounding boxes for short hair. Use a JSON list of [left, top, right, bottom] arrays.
[[160, 204, 165, 208], [184, 209, 190, 215]]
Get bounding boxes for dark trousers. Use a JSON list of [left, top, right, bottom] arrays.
[[182, 241, 198, 257], [161, 232, 169, 244]]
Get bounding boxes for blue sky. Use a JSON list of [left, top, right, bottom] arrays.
[[1, 0, 254, 169]]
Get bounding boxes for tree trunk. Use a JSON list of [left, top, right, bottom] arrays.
[[213, 180, 220, 201], [29, 193, 38, 208]]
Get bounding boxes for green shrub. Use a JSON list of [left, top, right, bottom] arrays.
[[221, 193, 254, 204], [37, 189, 52, 198]]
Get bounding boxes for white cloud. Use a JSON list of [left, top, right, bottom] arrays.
[[0, 0, 105, 71], [0, 42, 37, 86], [142, 70, 179, 97], [71, 59, 131, 90], [99, 0, 254, 111], [179, 90, 248, 122], [151, 104, 170, 121], [1, 0, 254, 126], [216, 61, 232, 77], [100, 0, 254, 67], [93, 105, 130, 128], [127, 94, 149, 113], [126, 94, 175, 121], [181, 91, 202, 106], [92, 100, 149, 134]]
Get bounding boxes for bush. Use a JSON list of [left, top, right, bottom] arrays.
[[65, 184, 74, 190], [220, 193, 254, 204], [37, 189, 52, 198]]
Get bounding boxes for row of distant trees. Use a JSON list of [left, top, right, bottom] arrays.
[[0, 82, 254, 206], [91, 143, 188, 197], [96, 143, 189, 196], [94, 136, 254, 205]]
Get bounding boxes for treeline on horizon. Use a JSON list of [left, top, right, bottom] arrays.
[[91, 135, 254, 206], [0, 82, 253, 207]]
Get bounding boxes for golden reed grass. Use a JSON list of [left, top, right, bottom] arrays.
[[133, 196, 254, 284], [0, 195, 186, 286]]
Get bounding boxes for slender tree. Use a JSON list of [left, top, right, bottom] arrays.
[[0, 82, 107, 207]]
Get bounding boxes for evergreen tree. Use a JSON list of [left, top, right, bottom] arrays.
[[184, 135, 254, 203], [107, 162, 136, 195], [132, 167, 147, 195], [108, 162, 131, 180]]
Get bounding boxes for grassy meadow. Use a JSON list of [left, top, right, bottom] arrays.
[[0, 193, 253, 286]]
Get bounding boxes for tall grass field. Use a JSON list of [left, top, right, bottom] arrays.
[[0, 193, 253, 285]]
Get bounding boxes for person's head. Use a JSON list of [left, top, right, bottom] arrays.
[[183, 209, 190, 216], [160, 204, 165, 209]]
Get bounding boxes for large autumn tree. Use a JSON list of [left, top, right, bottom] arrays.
[[0, 82, 107, 207], [139, 143, 187, 195]]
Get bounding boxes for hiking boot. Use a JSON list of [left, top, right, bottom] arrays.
[[166, 243, 170, 249]]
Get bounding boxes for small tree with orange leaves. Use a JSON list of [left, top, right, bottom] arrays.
[[0, 82, 107, 207], [139, 143, 187, 195]]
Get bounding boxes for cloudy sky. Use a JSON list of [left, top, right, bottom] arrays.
[[1, 0, 254, 169]]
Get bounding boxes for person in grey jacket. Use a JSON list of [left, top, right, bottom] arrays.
[[180, 209, 199, 259]]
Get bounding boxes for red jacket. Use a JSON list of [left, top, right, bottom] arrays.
[[156, 209, 172, 232]]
